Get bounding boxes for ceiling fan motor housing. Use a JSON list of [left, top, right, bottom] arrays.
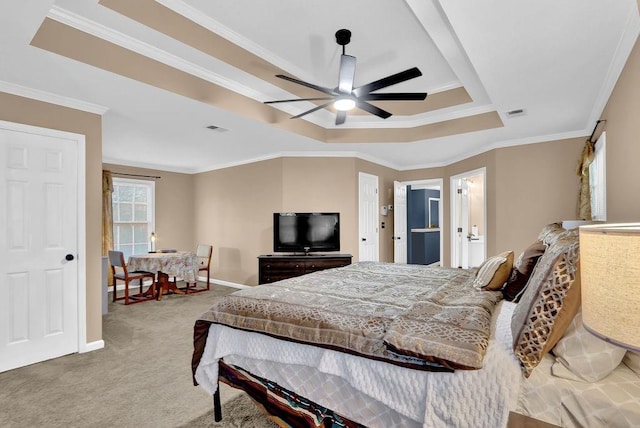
[[335, 29, 352, 47]]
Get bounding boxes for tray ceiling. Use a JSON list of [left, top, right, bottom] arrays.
[[1, 0, 638, 172]]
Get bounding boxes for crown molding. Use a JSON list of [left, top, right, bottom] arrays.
[[102, 156, 198, 174], [0, 80, 108, 114], [191, 150, 402, 174], [587, 1, 640, 127], [105, 149, 403, 175], [398, 129, 590, 171], [106, 127, 591, 175], [47, 5, 266, 101]]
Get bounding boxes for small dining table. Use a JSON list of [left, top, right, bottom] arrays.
[[127, 251, 198, 298]]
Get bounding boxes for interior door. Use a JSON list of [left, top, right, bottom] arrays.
[[358, 172, 379, 262], [0, 125, 79, 373], [393, 181, 407, 263], [451, 177, 469, 268]]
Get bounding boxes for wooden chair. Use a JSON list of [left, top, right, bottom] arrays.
[[108, 250, 156, 305], [183, 244, 212, 293]]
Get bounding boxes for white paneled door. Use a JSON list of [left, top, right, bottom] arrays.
[[358, 172, 379, 262], [0, 124, 80, 373]]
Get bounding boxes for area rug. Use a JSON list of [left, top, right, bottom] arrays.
[[178, 393, 278, 427]]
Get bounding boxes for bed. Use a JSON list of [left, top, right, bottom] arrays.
[[191, 223, 640, 427]]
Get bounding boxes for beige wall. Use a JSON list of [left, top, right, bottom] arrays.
[[102, 164, 194, 251], [193, 159, 284, 285], [601, 36, 640, 221], [0, 92, 103, 343], [190, 157, 375, 285], [282, 157, 359, 260], [493, 138, 584, 257]]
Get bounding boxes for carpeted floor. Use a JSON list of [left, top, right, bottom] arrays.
[[0, 283, 274, 427], [178, 393, 277, 428]]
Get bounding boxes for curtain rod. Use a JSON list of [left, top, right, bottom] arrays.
[[112, 172, 161, 180], [589, 119, 607, 143]]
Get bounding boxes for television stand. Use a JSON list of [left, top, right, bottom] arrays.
[[258, 254, 352, 284]]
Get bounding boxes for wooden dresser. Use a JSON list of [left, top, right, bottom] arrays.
[[258, 254, 352, 284]]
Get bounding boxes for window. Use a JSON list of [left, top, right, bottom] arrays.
[[112, 178, 155, 259], [589, 132, 606, 221]]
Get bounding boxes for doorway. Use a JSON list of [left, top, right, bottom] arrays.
[[450, 168, 486, 268], [393, 179, 443, 265]]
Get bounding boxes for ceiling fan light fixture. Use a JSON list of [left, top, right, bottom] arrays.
[[334, 97, 356, 111]]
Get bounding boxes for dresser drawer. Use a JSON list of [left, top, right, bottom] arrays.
[[258, 254, 352, 284], [305, 258, 350, 272], [262, 260, 305, 271]]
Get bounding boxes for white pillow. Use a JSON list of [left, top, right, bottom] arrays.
[[551, 310, 627, 382], [623, 351, 640, 376], [472, 251, 513, 290]]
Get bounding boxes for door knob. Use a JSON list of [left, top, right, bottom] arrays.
[[361, 238, 367, 241], [65, 254, 75, 261]]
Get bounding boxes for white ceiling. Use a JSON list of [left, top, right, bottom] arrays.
[[1, 0, 638, 173]]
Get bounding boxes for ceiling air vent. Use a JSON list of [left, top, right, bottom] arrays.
[[506, 108, 526, 118], [206, 125, 228, 132]]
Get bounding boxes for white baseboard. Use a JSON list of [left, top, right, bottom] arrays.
[[110, 279, 154, 292], [200, 276, 250, 289], [80, 339, 105, 353], [111, 278, 249, 290]]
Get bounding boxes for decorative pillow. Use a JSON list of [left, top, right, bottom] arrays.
[[502, 240, 546, 301], [537, 222, 565, 246], [472, 251, 514, 290], [551, 310, 626, 382], [511, 231, 581, 377], [623, 352, 640, 376]]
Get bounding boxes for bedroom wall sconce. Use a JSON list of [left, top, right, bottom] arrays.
[[150, 231, 156, 253], [580, 223, 640, 352]]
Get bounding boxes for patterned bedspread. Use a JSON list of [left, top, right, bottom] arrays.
[[193, 262, 502, 373]]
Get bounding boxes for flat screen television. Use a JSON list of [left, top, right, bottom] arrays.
[[273, 212, 340, 253]]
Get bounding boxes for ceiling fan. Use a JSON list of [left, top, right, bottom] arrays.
[[264, 29, 428, 125]]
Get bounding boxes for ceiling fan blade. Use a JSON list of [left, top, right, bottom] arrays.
[[353, 67, 423, 97], [275, 74, 337, 96], [360, 92, 427, 101], [290, 101, 334, 119], [335, 111, 347, 126], [356, 101, 392, 119], [264, 97, 333, 104], [338, 55, 356, 94]]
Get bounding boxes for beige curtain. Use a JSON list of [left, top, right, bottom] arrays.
[[576, 139, 595, 220], [102, 170, 114, 285]]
